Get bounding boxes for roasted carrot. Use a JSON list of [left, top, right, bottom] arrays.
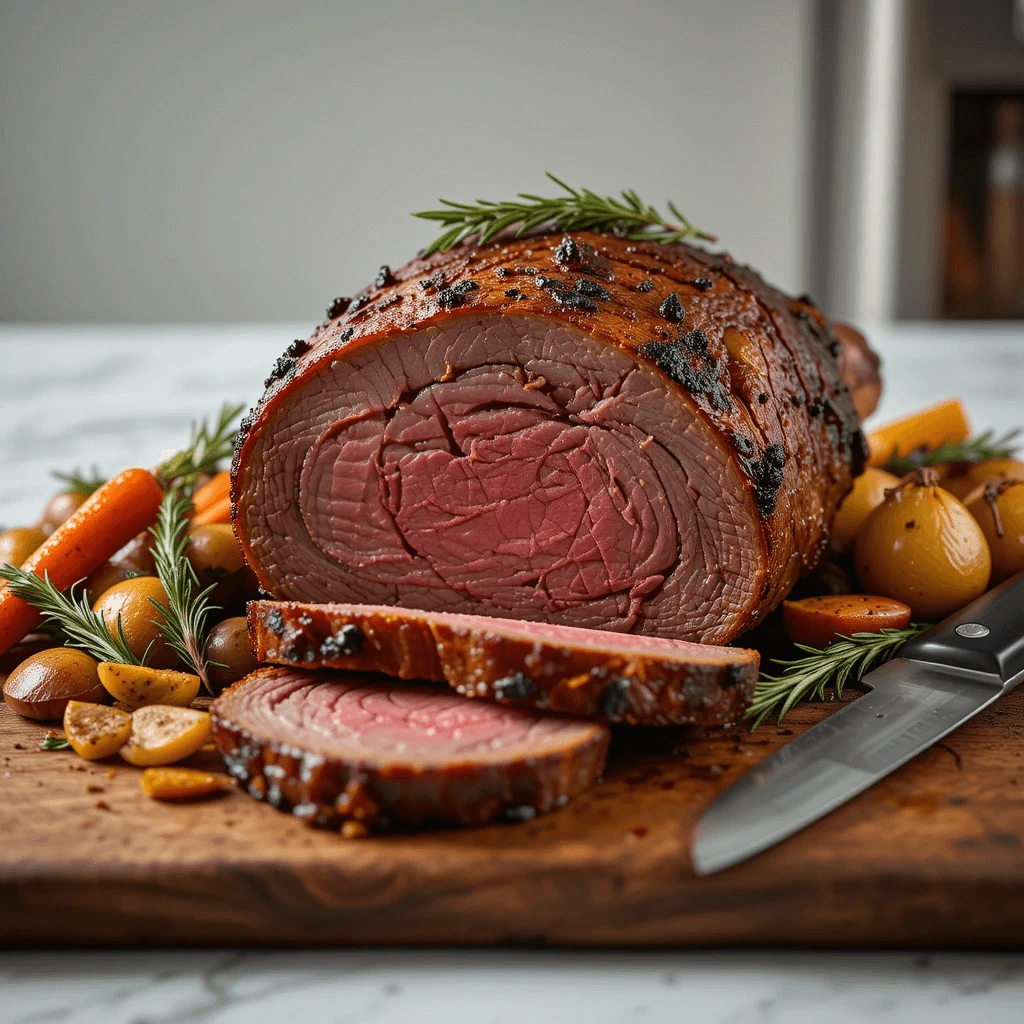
[[0, 468, 164, 656], [191, 470, 230, 517], [866, 398, 970, 467], [191, 493, 232, 526], [782, 594, 912, 650]]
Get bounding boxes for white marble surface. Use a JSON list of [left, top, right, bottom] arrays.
[[2, 321, 1024, 1024]]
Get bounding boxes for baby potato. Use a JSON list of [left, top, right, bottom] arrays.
[[85, 530, 157, 604], [0, 526, 47, 568], [3, 648, 106, 720], [186, 524, 244, 576], [965, 479, 1024, 585], [63, 700, 132, 760], [854, 469, 990, 620], [92, 577, 179, 669], [140, 767, 231, 801], [940, 458, 1024, 500], [38, 491, 89, 535], [830, 467, 901, 552], [97, 662, 200, 709], [205, 617, 258, 691], [119, 705, 212, 767]]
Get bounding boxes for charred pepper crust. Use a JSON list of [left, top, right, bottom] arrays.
[[210, 667, 611, 831], [232, 231, 859, 636], [247, 602, 759, 727]]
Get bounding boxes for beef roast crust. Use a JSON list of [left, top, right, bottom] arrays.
[[211, 667, 610, 830], [234, 232, 864, 643], [249, 600, 758, 727]]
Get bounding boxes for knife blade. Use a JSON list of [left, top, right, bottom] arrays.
[[691, 570, 1024, 876]]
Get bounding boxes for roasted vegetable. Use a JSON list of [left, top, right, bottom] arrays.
[[97, 662, 201, 708], [782, 594, 913, 650], [965, 478, 1024, 585], [119, 704, 211, 766], [830, 467, 901, 553], [0, 527, 47, 568], [63, 700, 132, 760], [205, 616, 257, 690], [2, 648, 106, 721], [866, 399, 970, 468], [854, 469, 990, 620], [38, 491, 89, 535], [140, 767, 231, 800], [940, 458, 1024, 500], [92, 577, 179, 668]]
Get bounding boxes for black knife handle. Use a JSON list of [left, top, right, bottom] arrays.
[[899, 570, 1024, 683]]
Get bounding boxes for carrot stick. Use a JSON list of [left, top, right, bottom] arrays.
[[191, 494, 232, 526], [191, 470, 230, 517], [866, 398, 970, 467], [0, 468, 164, 656]]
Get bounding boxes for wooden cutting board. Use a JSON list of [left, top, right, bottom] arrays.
[[3, 663, 1023, 951]]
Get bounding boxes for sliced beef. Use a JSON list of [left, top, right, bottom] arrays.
[[211, 667, 609, 830], [233, 232, 868, 644], [249, 600, 758, 726]]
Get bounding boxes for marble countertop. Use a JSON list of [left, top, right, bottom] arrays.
[[3, 321, 1024, 1024]]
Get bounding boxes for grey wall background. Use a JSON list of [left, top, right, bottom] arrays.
[[0, 0, 811, 323]]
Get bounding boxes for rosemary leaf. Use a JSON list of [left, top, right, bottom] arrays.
[[40, 733, 70, 751], [148, 490, 218, 692], [0, 564, 142, 664], [155, 402, 244, 492], [52, 467, 106, 496], [746, 625, 929, 728], [414, 173, 716, 256], [884, 429, 1021, 474]]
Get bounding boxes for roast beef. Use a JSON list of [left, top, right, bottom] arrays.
[[249, 600, 758, 726], [211, 667, 609, 830], [233, 232, 868, 644]]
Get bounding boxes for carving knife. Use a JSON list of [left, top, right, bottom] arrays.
[[691, 570, 1024, 875]]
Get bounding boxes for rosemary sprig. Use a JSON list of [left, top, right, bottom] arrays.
[[746, 625, 929, 728], [41, 733, 70, 751], [414, 172, 717, 256], [884, 429, 1021, 474], [155, 402, 244, 492], [52, 467, 106, 496], [148, 489, 218, 692], [0, 564, 142, 664]]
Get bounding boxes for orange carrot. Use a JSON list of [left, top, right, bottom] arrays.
[[191, 470, 230, 517], [0, 468, 164, 656], [782, 594, 912, 650], [191, 493, 232, 526], [866, 398, 970, 467]]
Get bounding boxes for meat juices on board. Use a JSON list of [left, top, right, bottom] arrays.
[[233, 232, 867, 645]]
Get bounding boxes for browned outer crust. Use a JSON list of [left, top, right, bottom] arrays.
[[233, 232, 865, 641], [248, 601, 758, 727], [210, 667, 610, 830]]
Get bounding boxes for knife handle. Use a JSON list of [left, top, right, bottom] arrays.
[[899, 570, 1024, 684]]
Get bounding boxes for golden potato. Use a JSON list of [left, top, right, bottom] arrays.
[[97, 662, 200, 709], [92, 577, 178, 668], [119, 705, 211, 767], [3, 648, 105, 721], [63, 700, 132, 760]]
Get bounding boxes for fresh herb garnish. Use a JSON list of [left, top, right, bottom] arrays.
[[52, 467, 106, 496], [155, 403, 244, 492], [0, 565, 143, 664], [148, 490, 218, 692], [884, 429, 1021, 474], [40, 733, 70, 751], [747, 625, 929, 728], [414, 173, 716, 256]]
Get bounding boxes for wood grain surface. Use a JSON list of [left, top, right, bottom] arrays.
[[3, 659, 1023, 950]]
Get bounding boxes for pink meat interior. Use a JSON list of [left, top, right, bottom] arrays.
[[222, 670, 602, 767]]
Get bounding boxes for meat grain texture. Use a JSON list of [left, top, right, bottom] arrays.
[[249, 600, 759, 726], [233, 233, 867, 645], [211, 667, 610, 829]]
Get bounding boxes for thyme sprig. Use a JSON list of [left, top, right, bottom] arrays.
[[884, 429, 1021, 474], [148, 489, 218, 692], [0, 564, 143, 664], [52, 467, 106, 496], [414, 172, 716, 256], [746, 625, 929, 728], [155, 402, 244, 492]]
